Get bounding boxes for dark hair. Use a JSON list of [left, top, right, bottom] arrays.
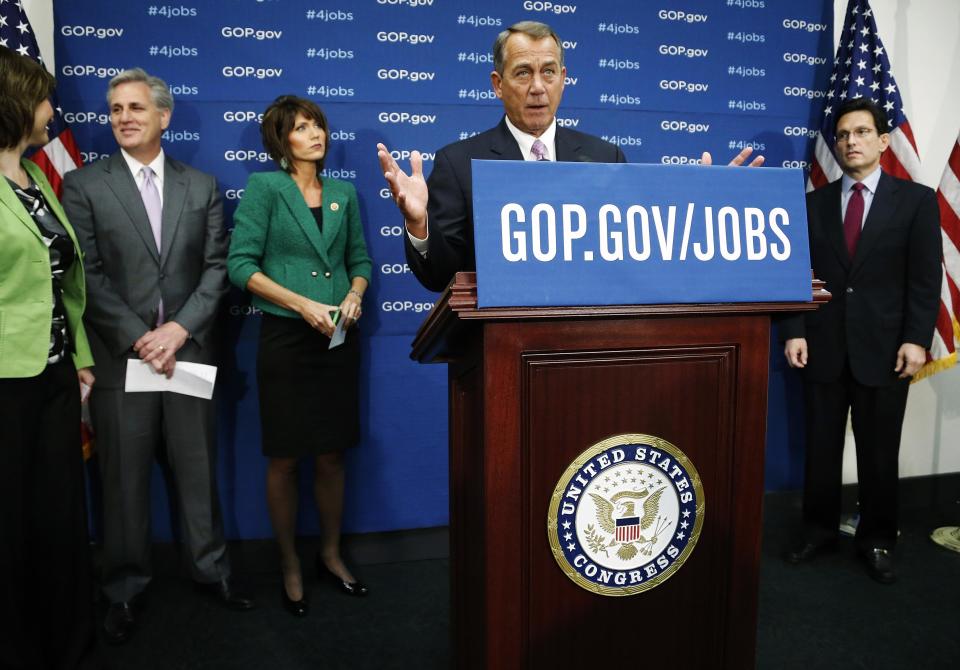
[[492, 21, 564, 76], [0, 45, 56, 149], [834, 97, 890, 136], [260, 95, 329, 173]]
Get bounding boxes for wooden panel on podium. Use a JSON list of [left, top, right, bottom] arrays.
[[412, 272, 828, 669]]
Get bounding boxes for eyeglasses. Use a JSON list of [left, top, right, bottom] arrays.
[[835, 127, 877, 143]]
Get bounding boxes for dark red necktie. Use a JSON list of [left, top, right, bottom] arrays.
[[843, 182, 866, 258]]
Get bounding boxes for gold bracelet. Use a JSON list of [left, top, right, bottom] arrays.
[[348, 289, 363, 301]]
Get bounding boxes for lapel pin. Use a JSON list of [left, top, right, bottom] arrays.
[[330, 202, 339, 212]]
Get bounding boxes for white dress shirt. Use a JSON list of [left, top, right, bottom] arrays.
[[120, 148, 166, 208]]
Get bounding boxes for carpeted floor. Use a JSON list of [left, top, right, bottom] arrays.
[[91, 489, 959, 669]]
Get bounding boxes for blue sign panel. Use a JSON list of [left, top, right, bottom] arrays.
[[472, 161, 810, 307]]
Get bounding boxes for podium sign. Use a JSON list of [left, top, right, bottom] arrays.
[[472, 161, 810, 307]]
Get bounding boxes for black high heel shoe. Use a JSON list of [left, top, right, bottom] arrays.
[[281, 579, 309, 617], [316, 556, 369, 597]]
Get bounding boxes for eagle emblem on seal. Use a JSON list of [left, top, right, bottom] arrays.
[[585, 488, 671, 561]]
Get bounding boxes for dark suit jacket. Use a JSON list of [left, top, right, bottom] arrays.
[[62, 152, 229, 388], [405, 117, 628, 291], [779, 171, 941, 387]]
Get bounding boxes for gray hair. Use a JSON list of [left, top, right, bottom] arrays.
[[107, 68, 174, 112], [492, 21, 564, 75]]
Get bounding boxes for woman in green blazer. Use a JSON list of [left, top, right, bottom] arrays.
[[228, 96, 372, 617], [0, 47, 97, 668]]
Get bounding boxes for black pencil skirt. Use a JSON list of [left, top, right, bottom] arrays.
[[256, 312, 361, 457]]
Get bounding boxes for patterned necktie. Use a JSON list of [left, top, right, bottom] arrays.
[[843, 182, 866, 258], [140, 166, 164, 323], [531, 139, 549, 161]]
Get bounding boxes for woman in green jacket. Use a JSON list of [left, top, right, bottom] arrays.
[[0, 47, 97, 668], [228, 96, 372, 617]]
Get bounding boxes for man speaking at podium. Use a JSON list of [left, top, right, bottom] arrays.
[[377, 20, 762, 292]]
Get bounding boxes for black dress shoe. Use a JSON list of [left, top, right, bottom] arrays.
[[859, 547, 896, 584], [281, 583, 309, 617], [783, 537, 838, 564], [316, 556, 369, 597], [195, 578, 257, 610], [103, 602, 135, 645]]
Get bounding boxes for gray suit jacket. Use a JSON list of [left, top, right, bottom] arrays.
[[62, 152, 228, 388]]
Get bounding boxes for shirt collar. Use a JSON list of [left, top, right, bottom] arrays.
[[841, 165, 882, 195], [503, 115, 558, 161], [121, 148, 165, 184]]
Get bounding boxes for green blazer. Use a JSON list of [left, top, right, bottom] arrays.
[[227, 171, 372, 317], [0, 160, 94, 378]]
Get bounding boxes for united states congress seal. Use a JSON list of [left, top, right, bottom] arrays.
[[547, 433, 705, 596]]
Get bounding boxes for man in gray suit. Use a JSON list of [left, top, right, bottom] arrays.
[[62, 68, 254, 644]]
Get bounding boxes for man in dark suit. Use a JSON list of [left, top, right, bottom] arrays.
[[377, 20, 760, 291], [62, 68, 254, 644], [780, 98, 942, 583]]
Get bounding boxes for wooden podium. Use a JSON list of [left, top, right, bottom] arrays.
[[412, 272, 828, 669]]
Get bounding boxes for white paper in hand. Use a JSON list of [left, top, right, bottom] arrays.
[[124, 359, 218, 399], [328, 317, 347, 349]]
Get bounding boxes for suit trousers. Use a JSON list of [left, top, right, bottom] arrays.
[[91, 383, 230, 603], [0, 360, 95, 669], [801, 364, 910, 550]]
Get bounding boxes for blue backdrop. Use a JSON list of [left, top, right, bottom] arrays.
[[54, 0, 830, 539]]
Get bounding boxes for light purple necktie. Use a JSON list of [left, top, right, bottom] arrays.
[[531, 139, 549, 161], [140, 166, 164, 323]]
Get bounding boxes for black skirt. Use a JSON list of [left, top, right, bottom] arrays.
[[256, 312, 360, 457]]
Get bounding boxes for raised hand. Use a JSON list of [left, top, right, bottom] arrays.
[[376, 143, 429, 238], [700, 146, 765, 167]]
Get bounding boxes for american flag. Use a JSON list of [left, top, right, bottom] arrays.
[[808, 0, 919, 188], [929, 132, 960, 376], [808, 0, 956, 379], [1, 0, 83, 196]]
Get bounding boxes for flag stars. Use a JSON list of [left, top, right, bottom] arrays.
[[859, 43, 869, 53], [857, 59, 867, 70], [884, 100, 895, 112], [0, 15, 7, 27], [16, 20, 28, 34], [845, 57, 852, 66], [855, 76, 865, 87], [860, 26, 871, 37], [874, 45, 884, 56], [885, 82, 897, 94], [870, 81, 880, 92], [872, 63, 882, 74], [16, 43, 28, 56], [842, 74, 850, 83]]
